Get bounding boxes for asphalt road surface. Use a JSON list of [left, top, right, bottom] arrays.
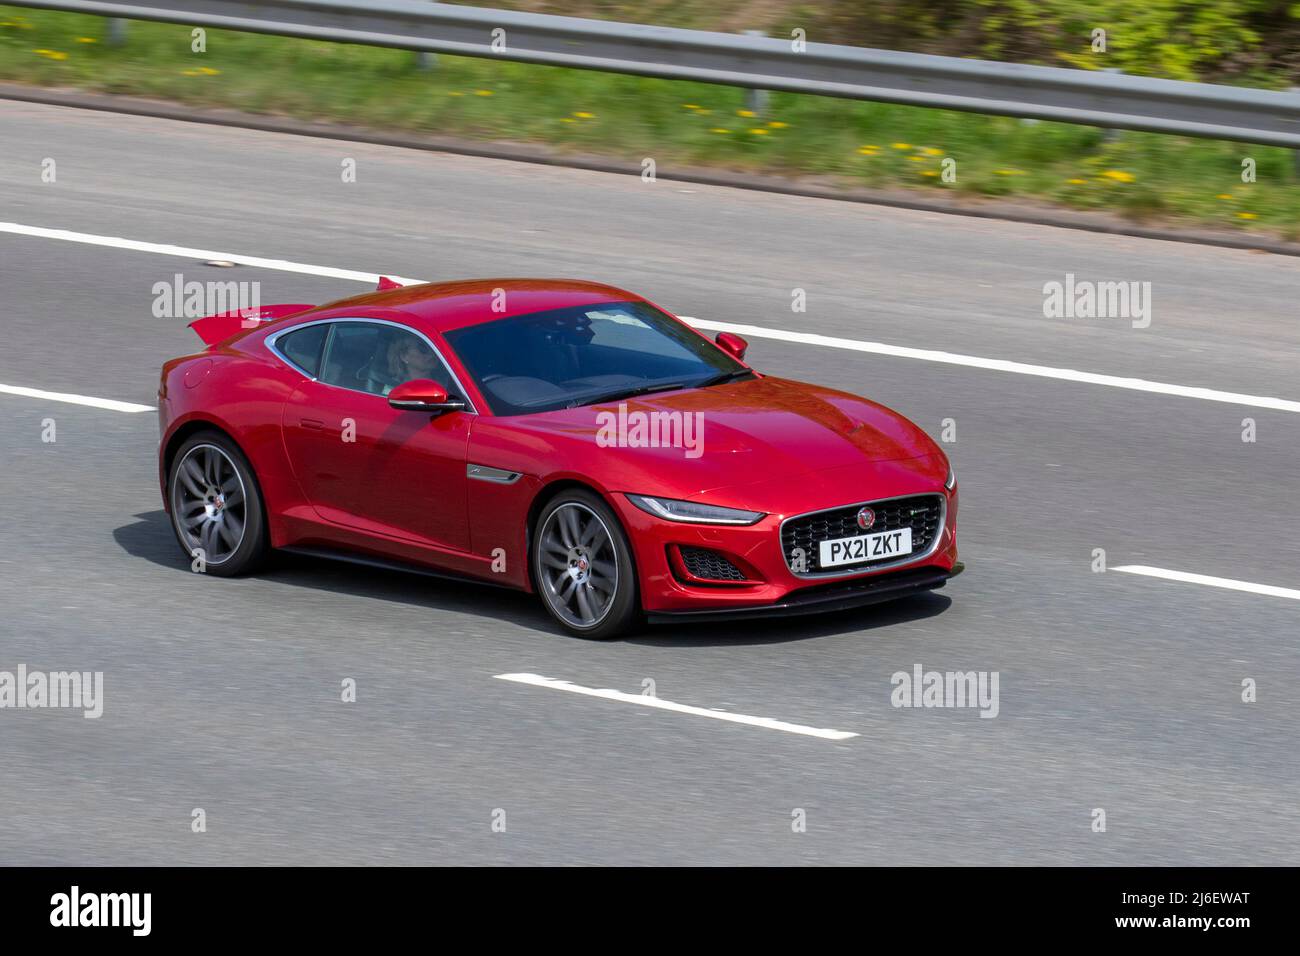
[[1, 101, 1297, 865]]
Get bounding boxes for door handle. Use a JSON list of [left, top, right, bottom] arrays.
[[300, 418, 325, 430]]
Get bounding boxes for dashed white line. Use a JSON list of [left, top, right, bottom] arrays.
[[5, 220, 1299, 415], [1112, 565, 1300, 602], [494, 672, 859, 741], [0, 383, 154, 413]]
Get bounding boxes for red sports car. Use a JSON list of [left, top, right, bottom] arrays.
[[159, 279, 960, 638]]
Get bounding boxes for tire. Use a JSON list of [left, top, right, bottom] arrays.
[[167, 430, 268, 577], [532, 489, 640, 639]]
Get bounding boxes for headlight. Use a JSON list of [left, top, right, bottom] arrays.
[[945, 466, 957, 490], [626, 494, 765, 525]]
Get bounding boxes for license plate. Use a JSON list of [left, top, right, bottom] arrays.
[[818, 527, 913, 568]]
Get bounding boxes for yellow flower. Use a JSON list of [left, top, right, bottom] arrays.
[[767, 121, 788, 129], [560, 117, 575, 123], [76, 37, 98, 43], [197, 66, 220, 75], [33, 49, 68, 60], [857, 146, 878, 156], [921, 147, 943, 156], [1067, 178, 1087, 185], [682, 103, 701, 110], [737, 109, 756, 117], [1216, 193, 1233, 200], [1101, 169, 1135, 183], [994, 169, 1024, 176], [907, 155, 926, 162], [921, 170, 939, 177], [573, 111, 595, 119], [710, 128, 732, 134], [475, 89, 494, 96], [891, 142, 911, 150], [1236, 212, 1257, 220], [749, 128, 769, 135]]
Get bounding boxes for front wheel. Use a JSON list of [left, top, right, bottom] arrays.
[[532, 490, 640, 639], [167, 431, 267, 576]]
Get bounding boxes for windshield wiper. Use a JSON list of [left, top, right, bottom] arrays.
[[696, 368, 754, 388], [566, 369, 752, 409], [568, 381, 690, 408]]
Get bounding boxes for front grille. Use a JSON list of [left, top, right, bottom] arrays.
[[781, 494, 943, 575], [678, 546, 747, 582]]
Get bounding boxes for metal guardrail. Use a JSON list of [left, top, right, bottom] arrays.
[[9, 0, 1300, 147]]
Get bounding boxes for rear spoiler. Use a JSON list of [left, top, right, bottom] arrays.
[[187, 277, 406, 346], [188, 304, 316, 347]]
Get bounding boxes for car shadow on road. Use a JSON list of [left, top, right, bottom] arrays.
[[115, 510, 953, 645], [112, 510, 551, 632]]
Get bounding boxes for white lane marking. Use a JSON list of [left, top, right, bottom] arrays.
[[0, 382, 154, 413], [1112, 565, 1300, 601], [5, 221, 1297, 414], [0, 221, 425, 286], [683, 318, 1300, 415], [495, 672, 859, 741]]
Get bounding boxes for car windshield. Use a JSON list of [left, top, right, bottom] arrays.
[[443, 301, 749, 415]]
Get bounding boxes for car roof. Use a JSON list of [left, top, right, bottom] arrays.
[[309, 278, 646, 333]]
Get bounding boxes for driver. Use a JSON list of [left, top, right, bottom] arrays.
[[363, 333, 441, 396]]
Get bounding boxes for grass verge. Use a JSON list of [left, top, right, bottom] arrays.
[[2, 7, 1297, 237]]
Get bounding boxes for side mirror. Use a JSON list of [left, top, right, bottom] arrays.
[[715, 331, 748, 361], [388, 379, 465, 414]]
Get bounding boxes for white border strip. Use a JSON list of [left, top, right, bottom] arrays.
[[1112, 565, 1300, 601], [495, 672, 859, 740], [0, 382, 154, 413]]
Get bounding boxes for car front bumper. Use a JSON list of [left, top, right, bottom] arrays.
[[611, 466, 960, 618]]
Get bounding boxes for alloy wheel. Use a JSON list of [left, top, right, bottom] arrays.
[[171, 443, 248, 566], [537, 502, 619, 629]]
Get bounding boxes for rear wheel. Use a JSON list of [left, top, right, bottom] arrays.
[[167, 431, 267, 576], [532, 490, 639, 639]]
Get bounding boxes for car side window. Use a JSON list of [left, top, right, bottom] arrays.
[[276, 324, 328, 378], [318, 322, 452, 397]]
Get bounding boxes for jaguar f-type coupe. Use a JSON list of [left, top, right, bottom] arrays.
[[158, 279, 960, 638]]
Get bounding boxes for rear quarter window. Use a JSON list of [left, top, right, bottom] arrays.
[[275, 324, 329, 378]]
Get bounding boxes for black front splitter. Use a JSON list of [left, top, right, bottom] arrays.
[[645, 562, 964, 624]]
